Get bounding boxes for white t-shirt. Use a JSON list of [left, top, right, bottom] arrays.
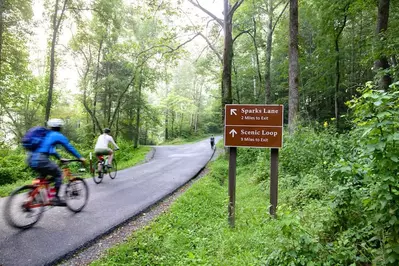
[[95, 134, 119, 150]]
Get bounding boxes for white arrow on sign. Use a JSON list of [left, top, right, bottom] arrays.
[[229, 129, 237, 137], [230, 108, 237, 116]]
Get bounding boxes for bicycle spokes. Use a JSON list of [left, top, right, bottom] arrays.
[[4, 186, 45, 229]]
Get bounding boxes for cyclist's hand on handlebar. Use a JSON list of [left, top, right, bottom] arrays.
[[79, 157, 86, 165]]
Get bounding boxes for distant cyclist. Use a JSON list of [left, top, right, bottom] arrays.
[[94, 128, 119, 168], [210, 135, 215, 149], [27, 119, 85, 206]]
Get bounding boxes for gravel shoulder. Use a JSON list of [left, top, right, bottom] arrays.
[[58, 147, 222, 266]]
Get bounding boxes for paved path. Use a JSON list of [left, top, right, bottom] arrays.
[[0, 137, 220, 266]]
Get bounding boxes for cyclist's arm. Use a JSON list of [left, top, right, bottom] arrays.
[[56, 134, 82, 159], [109, 136, 119, 150]]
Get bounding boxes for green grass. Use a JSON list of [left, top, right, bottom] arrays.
[[116, 146, 152, 169], [0, 146, 152, 197], [161, 134, 219, 145], [90, 155, 333, 266]]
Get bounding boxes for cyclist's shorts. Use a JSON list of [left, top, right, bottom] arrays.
[[94, 148, 112, 156]]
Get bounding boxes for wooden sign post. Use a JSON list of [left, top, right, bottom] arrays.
[[224, 105, 283, 226]]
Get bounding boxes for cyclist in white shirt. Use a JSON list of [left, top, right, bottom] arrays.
[[94, 128, 119, 167]]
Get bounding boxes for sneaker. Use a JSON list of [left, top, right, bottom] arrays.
[[51, 197, 67, 207], [107, 164, 112, 168]]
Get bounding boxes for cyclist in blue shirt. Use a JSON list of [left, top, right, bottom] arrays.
[[27, 119, 85, 206]]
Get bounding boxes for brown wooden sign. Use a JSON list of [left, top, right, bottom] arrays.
[[225, 105, 283, 126], [224, 104, 283, 148], [225, 126, 283, 148]]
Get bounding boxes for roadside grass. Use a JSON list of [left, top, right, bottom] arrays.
[[91, 153, 332, 266], [161, 134, 219, 145], [0, 146, 152, 197], [115, 146, 152, 170]]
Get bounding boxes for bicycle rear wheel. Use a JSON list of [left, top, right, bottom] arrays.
[[109, 159, 117, 179], [3, 185, 45, 229], [92, 161, 103, 184], [65, 178, 89, 212]]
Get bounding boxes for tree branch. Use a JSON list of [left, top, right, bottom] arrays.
[[273, 0, 286, 10], [188, 0, 223, 26], [162, 33, 200, 54], [198, 32, 223, 62], [272, 0, 289, 34], [229, 0, 245, 18], [233, 29, 251, 43]]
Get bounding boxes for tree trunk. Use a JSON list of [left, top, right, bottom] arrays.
[[188, 0, 243, 126], [115, 110, 119, 141], [194, 112, 198, 133], [134, 72, 143, 148], [288, 0, 299, 134], [222, 0, 236, 128], [334, 5, 349, 126], [179, 113, 184, 136], [265, 0, 273, 104], [233, 61, 240, 103], [128, 106, 134, 141], [45, 0, 68, 124], [164, 109, 169, 140], [251, 14, 262, 99], [92, 39, 103, 135], [374, 0, 391, 90], [0, 0, 4, 75]]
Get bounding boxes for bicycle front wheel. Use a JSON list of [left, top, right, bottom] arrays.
[[3, 185, 45, 229], [92, 161, 103, 184], [109, 159, 117, 179], [65, 178, 89, 212]]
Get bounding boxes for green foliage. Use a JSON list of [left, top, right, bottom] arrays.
[[0, 151, 33, 186], [344, 81, 399, 264], [91, 86, 399, 264], [0, 143, 151, 197]]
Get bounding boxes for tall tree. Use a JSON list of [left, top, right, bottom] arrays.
[[188, 0, 244, 125], [44, 0, 69, 124], [374, 0, 391, 90], [333, 2, 350, 124], [264, 0, 289, 104], [288, 0, 299, 133]]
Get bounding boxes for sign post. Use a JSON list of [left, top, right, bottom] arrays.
[[228, 147, 237, 227], [224, 104, 283, 225]]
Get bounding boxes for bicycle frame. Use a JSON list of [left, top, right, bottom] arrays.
[[4, 159, 88, 229], [26, 179, 53, 208], [26, 163, 80, 209]]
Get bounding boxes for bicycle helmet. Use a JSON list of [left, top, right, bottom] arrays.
[[103, 128, 111, 134], [47, 118, 65, 129]]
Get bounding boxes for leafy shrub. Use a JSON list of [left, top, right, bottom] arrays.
[[344, 81, 399, 265], [0, 167, 33, 186]]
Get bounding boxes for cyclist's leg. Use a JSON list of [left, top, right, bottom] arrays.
[[95, 149, 107, 172], [33, 154, 62, 198], [41, 161, 62, 196], [107, 148, 113, 166]]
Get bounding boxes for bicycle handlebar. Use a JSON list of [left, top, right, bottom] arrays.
[[60, 159, 85, 164]]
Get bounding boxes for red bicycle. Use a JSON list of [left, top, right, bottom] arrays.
[[3, 159, 89, 229]]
